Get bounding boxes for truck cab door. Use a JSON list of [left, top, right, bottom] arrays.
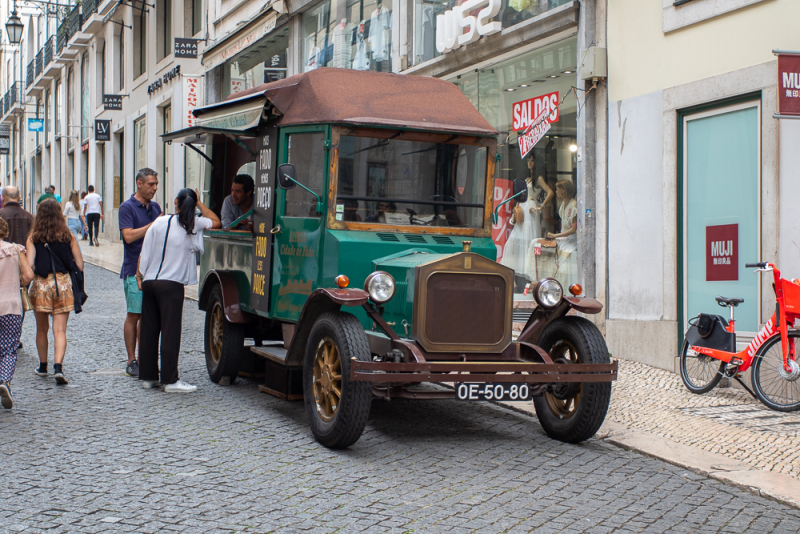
[[270, 125, 330, 322]]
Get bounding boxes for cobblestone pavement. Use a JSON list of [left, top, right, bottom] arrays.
[[3, 265, 800, 533], [605, 360, 800, 480]]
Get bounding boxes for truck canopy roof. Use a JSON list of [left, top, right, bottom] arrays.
[[192, 68, 497, 137]]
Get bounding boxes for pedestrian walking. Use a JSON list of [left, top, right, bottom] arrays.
[[136, 188, 220, 392], [26, 200, 85, 385], [0, 217, 34, 409], [83, 185, 103, 246], [79, 192, 88, 241], [0, 186, 34, 246], [63, 190, 87, 241], [118, 168, 162, 377]]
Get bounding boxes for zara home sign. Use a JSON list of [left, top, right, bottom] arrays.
[[436, 0, 501, 54]]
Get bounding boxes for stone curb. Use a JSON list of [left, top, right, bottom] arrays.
[[500, 400, 800, 510]]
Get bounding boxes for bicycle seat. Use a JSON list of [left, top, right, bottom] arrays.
[[716, 296, 744, 307]]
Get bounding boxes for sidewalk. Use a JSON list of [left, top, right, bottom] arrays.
[[81, 243, 800, 509], [80, 239, 199, 301]]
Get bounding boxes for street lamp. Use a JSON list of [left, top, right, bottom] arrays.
[[6, 9, 24, 45]]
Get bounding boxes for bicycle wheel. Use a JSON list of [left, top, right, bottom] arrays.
[[679, 341, 725, 394], [751, 331, 800, 412]]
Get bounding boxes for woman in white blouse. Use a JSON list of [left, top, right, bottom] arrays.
[[63, 190, 87, 240], [135, 188, 221, 392]]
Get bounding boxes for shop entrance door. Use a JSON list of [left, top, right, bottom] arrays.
[[682, 101, 760, 334]]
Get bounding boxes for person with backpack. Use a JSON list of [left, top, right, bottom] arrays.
[[25, 199, 85, 385], [136, 189, 220, 392]]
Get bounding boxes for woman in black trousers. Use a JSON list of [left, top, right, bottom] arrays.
[[135, 189, 220, 392]]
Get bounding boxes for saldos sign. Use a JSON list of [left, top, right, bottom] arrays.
[[436, 0, 501, 54]]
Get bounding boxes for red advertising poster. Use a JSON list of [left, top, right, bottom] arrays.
[[706, 224, 738, 282], [512, 91, 559, 131], [778, 54, 800, 116], [492, 178, 514, 262]]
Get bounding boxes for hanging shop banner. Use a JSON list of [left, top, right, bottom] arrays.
[[174, 38, 200, 58], [95, 120, 111, 142], [512, 91, 559, 131], [28, 118, 43, 132], [103, 94, 123, 110], [250, 126, 278, 313], [0, 136, 9, 155], [182, 75, 204, 129], [706, 224, 738, 282], [492, 178, 514, 263], [518, 107, 551, 158], [778, 53, 800, 116]]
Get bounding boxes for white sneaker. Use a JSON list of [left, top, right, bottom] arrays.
[[141, 380, 162, 389], [164, 379, 197, 393]]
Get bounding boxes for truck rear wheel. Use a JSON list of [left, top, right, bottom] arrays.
[[204, 285, 244, 384], [532, 317, 612, 443], [303, 312, 372, 449]]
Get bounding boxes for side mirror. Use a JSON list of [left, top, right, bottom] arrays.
[[512, 179, 528, 203], [278, 163, 297, 190]]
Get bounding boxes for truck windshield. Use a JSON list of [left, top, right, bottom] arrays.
[[335, 134, 488, 228]]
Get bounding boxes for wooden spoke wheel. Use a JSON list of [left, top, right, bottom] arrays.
[[203, 285, 245, 384], [312, 337, 343, 422], [532, 317, 612, 443], [303, 312, 372, 449]]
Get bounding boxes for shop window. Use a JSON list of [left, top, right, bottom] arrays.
[[55, 81, 62, 136], [81, 53, 89, 141], [284, 133, 325, 218], [222, 27, 289, 99], [185, 0, 203, 37], [134, 116, 147, 174], [450, 37, 578, 294], [67, 67, 74, 150], [413, 0, 572, 66], [96, 40, 105, 105], [44, 90, 50, 145], [302, 0, 393, 73], [117, 27, 125, 91], [134, 11, 146, 79], [158, 0, 172, 62]]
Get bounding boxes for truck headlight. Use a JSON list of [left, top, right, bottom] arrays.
[[535, 278, 563, 308], [365, 272, 396, 304]]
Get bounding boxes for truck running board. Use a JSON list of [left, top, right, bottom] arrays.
[[251, 345, 304, 401]]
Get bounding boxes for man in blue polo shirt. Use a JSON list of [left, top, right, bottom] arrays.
[[118, 168, 162, 377]]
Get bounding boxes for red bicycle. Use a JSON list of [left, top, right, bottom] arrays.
[[680, 262, 800, 411]]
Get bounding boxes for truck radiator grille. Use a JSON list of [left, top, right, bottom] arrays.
[[424, 272, 507, 345]]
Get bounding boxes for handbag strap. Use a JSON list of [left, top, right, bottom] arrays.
[[155, 215, 175, 281]]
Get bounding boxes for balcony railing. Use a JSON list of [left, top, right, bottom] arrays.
[[44, 36, 54, 67], [83, 0, 98, 19], [9, 82, 18, 109], [26, 61, 34, 88], [56, 29, 66, 56], [66, 5, 82, 40], [35, 49, 43, 77]]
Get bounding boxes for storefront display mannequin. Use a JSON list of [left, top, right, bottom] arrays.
[[500, 180, 537, 291], [525, 154, 554, 239], [525, 179, 578, 288]]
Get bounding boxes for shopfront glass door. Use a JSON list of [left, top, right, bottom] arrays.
[[684, 102, 760, 333]]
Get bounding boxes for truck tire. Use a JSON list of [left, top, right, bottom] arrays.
[[204, 285, 244, 384], [303, 311, 372, 449], [532, 317, 612, 444]]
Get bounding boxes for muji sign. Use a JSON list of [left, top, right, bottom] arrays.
[[512, 92, 559, 131], [778, 53, 800, 116], [706, 224, 738, 282]]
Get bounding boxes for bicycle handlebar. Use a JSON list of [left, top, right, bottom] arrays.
[[745, 262, 767, 268]]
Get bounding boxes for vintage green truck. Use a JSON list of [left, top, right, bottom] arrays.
[[164, 68, 617, 449]]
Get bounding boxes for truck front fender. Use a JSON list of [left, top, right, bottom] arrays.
[[198, 270, 252, 324], [285, 288, 369, 366]]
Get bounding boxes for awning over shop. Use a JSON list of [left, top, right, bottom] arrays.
[[161, 125, 257, 145], [191, 68, 498, 137]]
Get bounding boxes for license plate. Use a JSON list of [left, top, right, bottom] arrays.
[[455, 383, 533, 401]]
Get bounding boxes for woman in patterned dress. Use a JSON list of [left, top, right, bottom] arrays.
[[25, 200, 84, 385], [0, 217, 34, 408]]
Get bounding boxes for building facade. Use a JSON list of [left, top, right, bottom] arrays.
[[605, 0, 800, 370]]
